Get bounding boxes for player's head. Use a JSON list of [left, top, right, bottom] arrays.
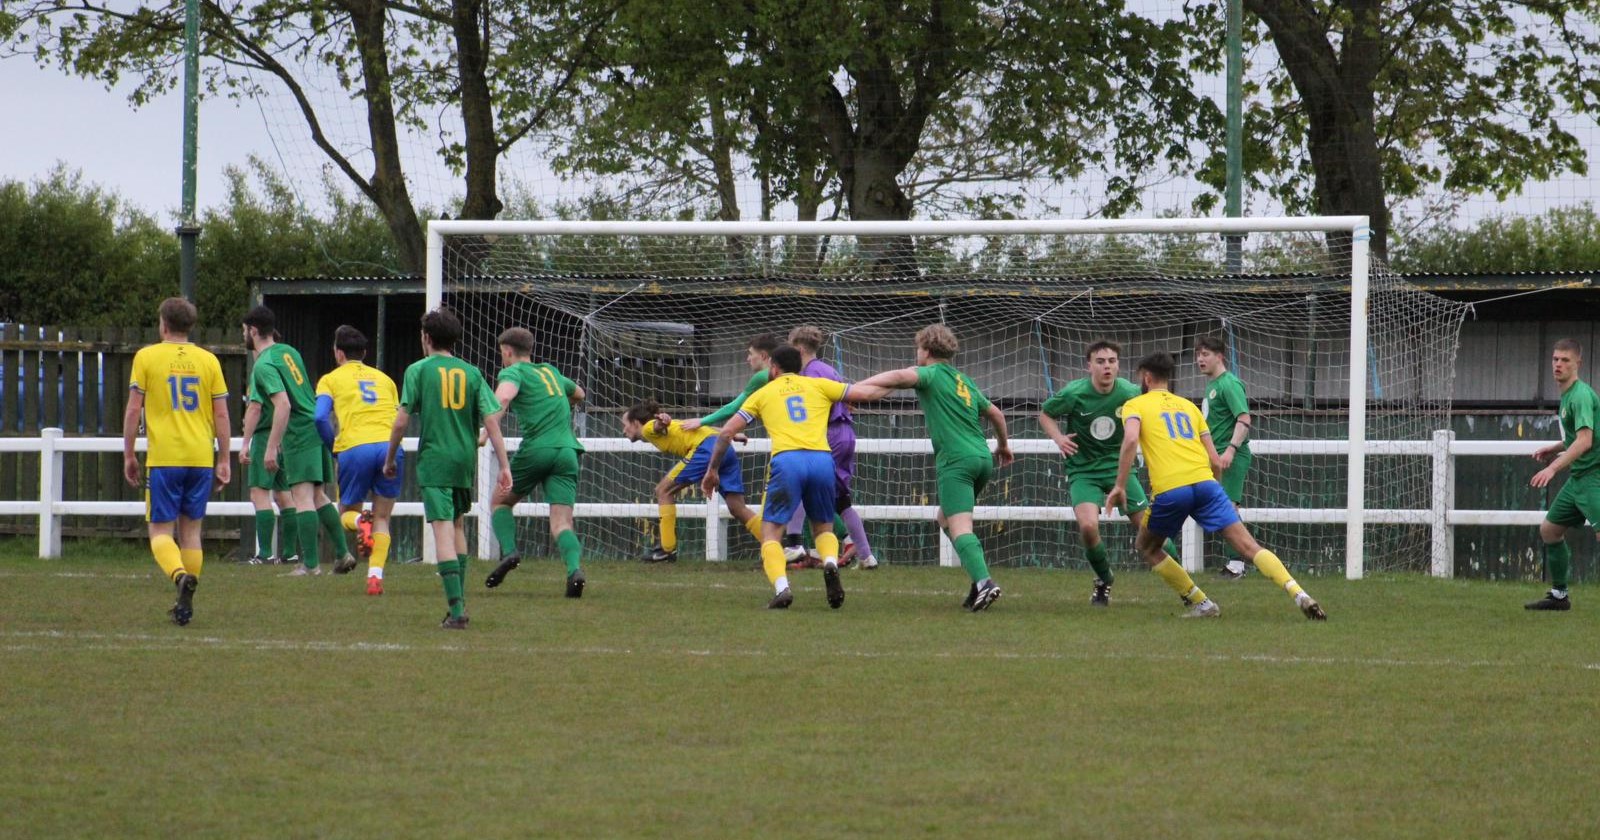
[[1085, 339, 1120, 385], [498, 326, 535, 364], [789, 325, 825, 356], [333, 325, 368, 364], [1135, 351, 1177, 392], [1195, 335, 1227, 376], [1553, 338, 1583, 384], [158, 297, 198, 339], [420, 308, 462, 354], [621, 399, 662, 442], [770, 345, 804, 376], [915, 324, 958, 365], [746, 332, 781, 370], [240, 304, 277, 351]]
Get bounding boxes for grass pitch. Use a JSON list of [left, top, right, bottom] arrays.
[[2, 540, 1596, 839]]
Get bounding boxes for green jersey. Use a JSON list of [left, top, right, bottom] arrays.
[[249, 342, 319, 450], [499, 361, 583, 452], [1558, 379, 1600, 478], [1041, 377, 1141, 475], [701, 369, 770, 425], [401, 354, 501, 488], [1203, 370, 1251, 456], [914, 362, 993, 463]]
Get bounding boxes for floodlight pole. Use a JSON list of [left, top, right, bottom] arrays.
[[177, 0, 201, 302]]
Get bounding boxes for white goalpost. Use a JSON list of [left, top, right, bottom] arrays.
[[425, 217, 1468, 580]]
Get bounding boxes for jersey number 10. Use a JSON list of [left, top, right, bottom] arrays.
[[1159, 411, 1196, 440], [438, 368, 468, 409]]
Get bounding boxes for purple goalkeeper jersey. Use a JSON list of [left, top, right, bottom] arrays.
[[803, 358, 853, 426]]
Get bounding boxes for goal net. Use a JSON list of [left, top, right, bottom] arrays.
[[430, 219, 1469, 578]]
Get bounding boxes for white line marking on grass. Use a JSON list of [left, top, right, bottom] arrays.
[[1, 629, 1587, 672], [0, 571, 150, 579]]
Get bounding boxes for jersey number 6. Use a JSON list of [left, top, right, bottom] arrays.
[[785, 395, 808, 422]]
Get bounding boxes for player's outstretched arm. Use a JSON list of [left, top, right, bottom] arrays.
[[383, 407, 409, 479], [1106, 417, 1141, 515], [122, 389, 145, 487], [846, 367, 919, 402], [694, 374, 765, 428], [1534, 428, 1593, 487], [702, 413, 749, 496]]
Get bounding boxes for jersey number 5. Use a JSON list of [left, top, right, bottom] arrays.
[[785, 395, 808, 422], [358, 380, 378, 404]]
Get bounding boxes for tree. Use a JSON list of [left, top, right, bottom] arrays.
[[1390, 204, 1600, 274], [1235, 1, 1600, 259], [5, 1, 615, 271]]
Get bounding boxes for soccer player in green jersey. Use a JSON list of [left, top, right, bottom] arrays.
[[847, 324, 1015, 611], [1039, 340, 1178, 607], [240, 377, 299, 564], [1196, 334, 1254, 579], [1527, 338, 1599, 611], [385, 309, 512, 629], [682, 332, 780, 433], [240, 305, 353, 576], [483, 327, 589, 597]]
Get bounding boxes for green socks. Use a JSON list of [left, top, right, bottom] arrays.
[[953, 533, 989, 584], [1545, 540, 1572, 591], [278, 507, 298, 559], [296, 510, 321, 568], [437, 559, 466, 618], [317, 503, 350, 556], [1164, 538, 1181, 564], [492, 507, 518, 558], [1085, 542, 1114, 585], [557, 529, 583, 575], [254, 510, 276, 558]]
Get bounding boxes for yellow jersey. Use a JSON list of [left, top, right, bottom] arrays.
[[738, 373, 848, 455], [1122, 388, 1214, 496], [315, 361, 399, 452], [129, 341, 229, 467], [642, 418, 716, 459]]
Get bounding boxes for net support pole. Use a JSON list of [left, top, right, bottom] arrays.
[[1181, 520, 1203, 574], [705, 495, 727, 561], [422, 228, 445, 564], [938, 530, 958, 567], [476, 444, 497, 561], [1431, 429, 1455, 578], [1346, 223, 1371, 580]]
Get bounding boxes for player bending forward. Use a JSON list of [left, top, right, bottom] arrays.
[[624, 400, 763, 562], [386, 309, 512, 629], [846, 325, 1014, 611], [124, 297, 231, 625], [703, 345, 849, 610], [1107, 352, 1326, 620], [314, 325, 403, 595]]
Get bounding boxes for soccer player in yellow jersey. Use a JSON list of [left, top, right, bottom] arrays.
[[122, 297, 231, 626], [314, 325, 403, 595], [1107, 351, 1326, 620], [703, 345, 849, 609], [622, 399, 762, 562]]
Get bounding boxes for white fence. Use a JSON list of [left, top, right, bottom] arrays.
[[1, 429, 1546, 579]]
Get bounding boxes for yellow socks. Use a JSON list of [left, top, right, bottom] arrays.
[[151, 535, 185, 582], [180, 548, 203, 578], [760, 540, 789, 592], [1153, 556, 1208, 605], [341, 510, 361, 532], [370, 532, 391, 573], [1251, 549, 1305, 598], [659, 504, 678, 552], [744, 515, 763, 541], [815, 532, 840, 565]]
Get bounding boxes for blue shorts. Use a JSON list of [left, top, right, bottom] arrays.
[[1146, 480, 1241, 539], [762, 450, 836, 526], [147, 466, 213, 523], [337, 442, 404, 506], [672, 439, 744, 495]]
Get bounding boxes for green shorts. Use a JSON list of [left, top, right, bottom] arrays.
[[1546, 471, 1600, 531], [1068, 472, 1150, 516], [1219, 448, 1252, 504], [279, 442, 332, 487], [937, 454, 993, 517], [511, 447, 581, 506], [247, 438, 288, 491], [422, 486, 473, 523]]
